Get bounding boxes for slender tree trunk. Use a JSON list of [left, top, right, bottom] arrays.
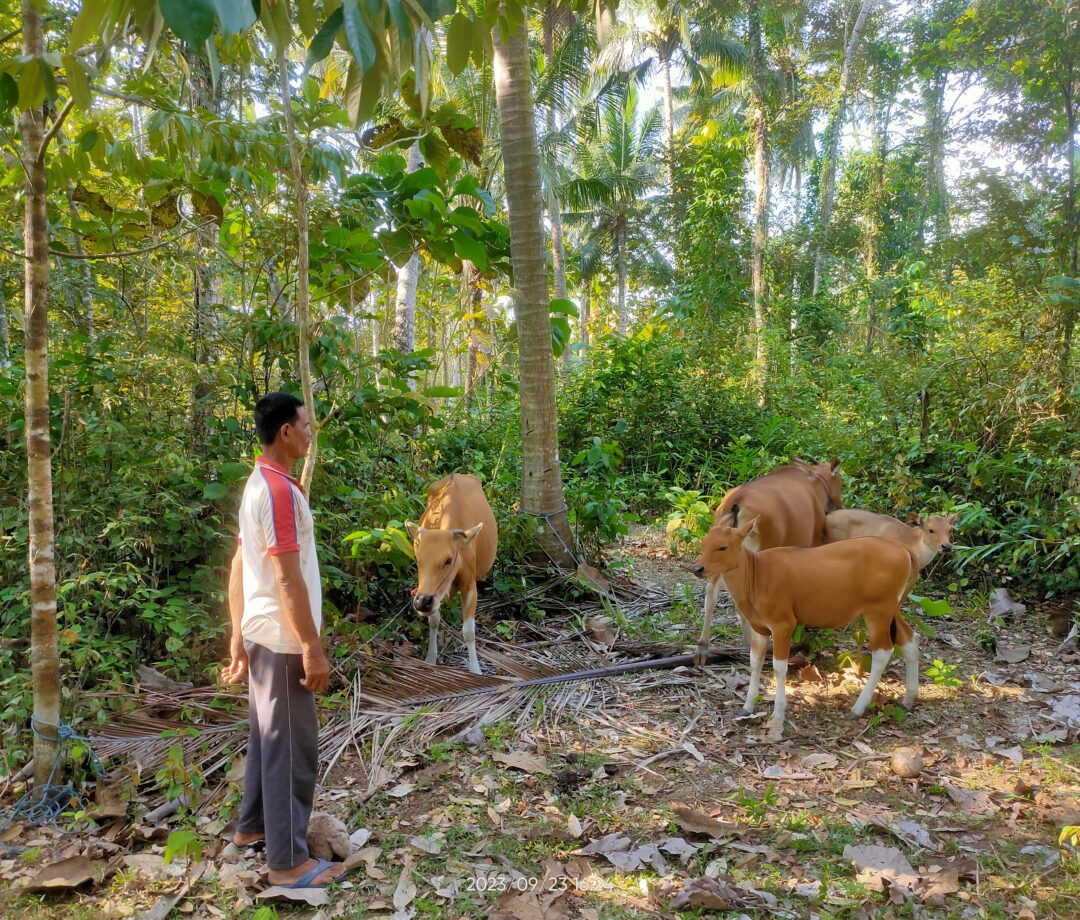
[[543, 6, 569, 307], [923, 69, 950, 246], [393, 143, 423, 364], [21, 0, 61, 787], [811, 0, 874, 297], [1059, 72, 1077, 394], [580, 284, 590, 354], [189, 53, 222, 454], [790, 163, 801, 373], [616, 223, 627, 334], [662, 55, 677, 209], [865, 97, 889, 352], [748, 0, 769, 405], [0, 279, 10, 370], [493, 17, 577, 567], [463, 260, 485, 408], [276, 51, 319, 494]]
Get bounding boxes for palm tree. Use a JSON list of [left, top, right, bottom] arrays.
[[492, 17, 578, 566], [562, 82, 667, 334], [597, 0, 746, 205]]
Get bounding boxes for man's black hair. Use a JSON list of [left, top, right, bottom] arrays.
[[254, 392, 304, 446]]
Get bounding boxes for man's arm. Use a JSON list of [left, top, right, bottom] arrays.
[[270, 551, 330, 693], [222, 546, 248, 683]]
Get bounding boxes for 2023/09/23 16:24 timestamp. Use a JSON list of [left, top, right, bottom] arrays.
[[464, 873, 611, 894]]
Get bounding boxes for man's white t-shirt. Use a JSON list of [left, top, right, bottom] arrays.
[[238, 456, 322, 654]]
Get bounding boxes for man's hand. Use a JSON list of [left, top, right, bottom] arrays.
[[222, 639, 248, 684], [301, 644, 331, 693]]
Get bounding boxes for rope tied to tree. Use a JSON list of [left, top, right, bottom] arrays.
[[519, 506, 579, 566], [0, 718, 105, 847]]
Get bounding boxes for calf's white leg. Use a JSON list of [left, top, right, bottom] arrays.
[[900, 636, 919, 708], [695, 579, 721, 666], [767, 658, 789, 741], [462, 587, 481, 675], [848, 646, 893, 718], [425, 611, 441, 665], [741, 629, 769, 715]]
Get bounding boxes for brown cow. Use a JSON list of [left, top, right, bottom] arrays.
[[697, 519, 919, 741], [825, 510, 957, 570], [405, 474, 497, 674], [693, 459, 843, 662]]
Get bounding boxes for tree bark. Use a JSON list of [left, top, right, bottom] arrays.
[[662, 55, 677, 209], [493, 16, 577, 567], [543, 6, 569, 306], [811, 0, 874, 297], [66, 192, 95, 338], [276, 50, 319, 494], [923, 69, 950, 245], [1059, 60, 1077, 394], [865, 96, 889, 351], [616, 223, 627, 334], [393, 143, 423, 362], [748, 0, 769, 405], [21, 0, 61, 787], [0, 278, 9, 370]]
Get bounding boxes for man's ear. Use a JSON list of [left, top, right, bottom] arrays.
[[453, 523, 484, 545], [405, 521, 420, 540]]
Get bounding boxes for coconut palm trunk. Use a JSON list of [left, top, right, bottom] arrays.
[[493, 16, 577, 567], [21, 0, 61, 786], [748, 0, 769, 405]]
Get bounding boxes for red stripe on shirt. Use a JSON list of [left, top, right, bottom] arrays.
[[260, 467, 301, 555]]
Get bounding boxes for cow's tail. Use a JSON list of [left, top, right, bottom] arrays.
[[891, 548, 920, 645]]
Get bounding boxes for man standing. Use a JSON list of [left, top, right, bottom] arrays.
[[222, 392, 344, 889]]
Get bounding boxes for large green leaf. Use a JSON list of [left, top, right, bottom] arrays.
[[295, 0, 317, 35], [160, 0, 217, 47], [451, 228, 487, 269], [445, 13, 472, 76], [341, 0, 377, 75], [210, 0, 258, 36], [304, 7, 343, 70], [63, 55, 92, 112], [70, 0, 112, 49], [0, 73, 18, 114], [259, 0, 292, 51]]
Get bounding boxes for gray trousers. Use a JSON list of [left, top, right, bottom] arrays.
[[237, 640, 318, 870]]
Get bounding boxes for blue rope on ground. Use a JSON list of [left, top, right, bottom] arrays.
[[0, 717, 105, 845]]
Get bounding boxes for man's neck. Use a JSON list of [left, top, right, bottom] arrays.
[[260, 445, 297, 474]]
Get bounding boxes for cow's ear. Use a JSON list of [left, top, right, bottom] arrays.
[[455, 523, 483, 544], [405, 521, 419, 540], [906, 511, 920, 525], [739, 516, 759, 537], [830, 458, 842, 472], [947, 512, 960, 525], [791, 458, 812, 477]]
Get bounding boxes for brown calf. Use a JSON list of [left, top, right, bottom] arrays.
[[696, 459, 843, 661], [405, 474, 497, 674], [825, 509, 957, 570], [697, 519, 919, 741]]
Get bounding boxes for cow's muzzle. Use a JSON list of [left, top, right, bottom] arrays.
[[413, 594, 434, 614], [691, 564, 705, 578], [941, 543, 953, 553]]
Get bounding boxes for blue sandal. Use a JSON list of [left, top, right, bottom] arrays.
[[283, 857, 342, 889]]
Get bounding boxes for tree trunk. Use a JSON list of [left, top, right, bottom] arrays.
[[21, 0, 61, 787], [662, 55, 677, 209], [66, 192, 95, 338], [923, 69, 950, 245], [616, 223, 627, 334], [1059, 72, 1077, 395], [543, 6, 569, 306], [865, 96, 889, 352], [393, 143, 423, 362], [748, 0, 769, 405], [276, 50, 319, 494], [811, 0, 874, 297], [790, 162, 801, 374], [0, 278, 10, 370], [493, 16, 577, 567], [189, 52, 222, 454], [463, 260, 485, 408]]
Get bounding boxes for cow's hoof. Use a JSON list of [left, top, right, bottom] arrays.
[[766, 724, 784, 742], [738, 708, 754, 718], [843, 710, 862, 722], [692, 646, 710, 668], [900, 696, 917, 711]]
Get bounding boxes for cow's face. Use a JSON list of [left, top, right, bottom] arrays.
[[404, 522, 483, 616], [696, 518, 757, 580], [918, 513, 957, 555]]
